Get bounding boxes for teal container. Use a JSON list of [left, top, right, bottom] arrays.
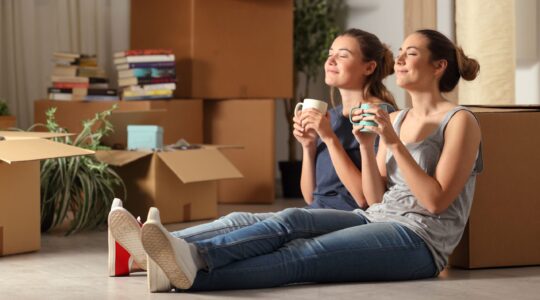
[[127, 125, 163, 150]]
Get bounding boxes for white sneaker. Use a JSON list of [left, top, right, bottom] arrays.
[[108, 198, 147, 276], [141, 207, 199, 291]]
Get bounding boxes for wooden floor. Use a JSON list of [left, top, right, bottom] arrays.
[[1, 198, 539, 299]]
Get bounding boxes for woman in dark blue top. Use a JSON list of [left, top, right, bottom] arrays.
[[295, 28, 397, 210]]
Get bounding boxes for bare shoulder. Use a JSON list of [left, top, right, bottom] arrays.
[[389, 110, 401, 123], [446, 109, 481, 141]]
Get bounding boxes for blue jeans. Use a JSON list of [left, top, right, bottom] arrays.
[[170, 195, 359, 243], [170, 212, 276, 242], [185, 208, 437, 291]]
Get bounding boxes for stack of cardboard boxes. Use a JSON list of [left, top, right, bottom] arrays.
[[32, 0, 293, 229], [129, 0, 294, 204]]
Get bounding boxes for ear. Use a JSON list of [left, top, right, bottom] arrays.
[[364, 61, 377, 76], [433, 59, 448, 78]]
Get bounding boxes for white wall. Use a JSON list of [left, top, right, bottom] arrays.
[[515, 0, 540, 105]]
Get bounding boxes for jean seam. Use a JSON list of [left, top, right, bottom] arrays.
[[179, 224, 251, 239]]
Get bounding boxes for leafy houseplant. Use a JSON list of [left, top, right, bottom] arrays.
[[279, 0, 342, 197], [0, 99, 17, 129], [29, 106, 126, 235], [0, 99, 9, 116]]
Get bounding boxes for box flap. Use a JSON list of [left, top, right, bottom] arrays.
[[94, 150, 153, 166], [0, 139, 94, 164], [465, 104, 540, 113], [157, 148, 243, 183], [0, 131, 74, 140], [201, 144, 244, 150]]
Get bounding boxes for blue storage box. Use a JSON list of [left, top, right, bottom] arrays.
[[127, 125, 163, 150]]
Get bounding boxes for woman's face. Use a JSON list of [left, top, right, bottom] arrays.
[[324, 35, 373, 89], [394, 33, 438, 90]]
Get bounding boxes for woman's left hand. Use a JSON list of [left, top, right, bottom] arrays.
[[300, 108, 335, 143]]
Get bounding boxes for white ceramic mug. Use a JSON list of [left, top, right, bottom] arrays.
[[294, 98, 328, 116]]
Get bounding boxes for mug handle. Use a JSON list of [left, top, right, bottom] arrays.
[[349, 107, 363, 125], [294, 102, 303, 117]]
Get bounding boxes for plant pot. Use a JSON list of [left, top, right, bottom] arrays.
[[278, 160, 302, 198], [0, 115, 16, 129]]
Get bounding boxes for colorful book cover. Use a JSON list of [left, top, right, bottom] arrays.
[[114, 49, 173, 58], [116, 61, 176, 70]]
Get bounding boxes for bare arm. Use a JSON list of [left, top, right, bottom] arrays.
[[300, 146, 317, 204], [386, 111, 481, 214], [325, 136, 367, 208], [354, 112, 396, 206]]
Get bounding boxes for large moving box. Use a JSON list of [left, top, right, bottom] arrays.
[[95, 147, 243, 224], [450, 106, 540, 268], [0, 131, 93, 256], [34, 99, 203, 145], [204, 99, 275, 203], [131, 0, 293, 99]]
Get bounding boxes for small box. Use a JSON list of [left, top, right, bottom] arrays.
[[0, 131, 93, 256], [127, 125, 163, 150], [449, 105, 540, 268]]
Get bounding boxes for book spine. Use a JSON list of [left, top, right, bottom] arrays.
[[136, 77, 176, 85], [125, 54, 175, 63], [53, 82, 90, 88], [118, 49, 173, 57]]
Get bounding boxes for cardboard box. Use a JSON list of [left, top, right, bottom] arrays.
[[449, 105, 540, 268], [33, 99, 203, 145], [0, 131, 94, 256], [95, 147, 242, 224], [131, 0, 293, 99], [0, 115, 16, 129], [204, 99, 275, 203]]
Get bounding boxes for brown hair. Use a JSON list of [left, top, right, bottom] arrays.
[[416, 29, 480, 92], [330, 28, 397, 110]]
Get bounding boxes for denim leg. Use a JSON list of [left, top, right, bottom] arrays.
[[188, 222, 437, 291], [194, 208, 369, 270], [170, 212, 275, 243]]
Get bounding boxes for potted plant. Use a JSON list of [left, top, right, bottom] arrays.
[[0, 99, 16, 129], [279, 0, 342, 198], [28, 106, 126, 235]]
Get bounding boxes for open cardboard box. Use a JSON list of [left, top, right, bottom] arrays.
[[0, 131, 94, 256], [95, 145, 243, 224], [449, 105, 540, 268]]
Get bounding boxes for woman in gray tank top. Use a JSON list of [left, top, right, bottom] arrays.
[[135, 29, 482, 292]]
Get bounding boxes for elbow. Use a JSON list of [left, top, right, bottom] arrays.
[[423, 198, 450, 215]]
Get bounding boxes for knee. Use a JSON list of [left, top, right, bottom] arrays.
[[219, 212, 255, 226], [276, 208, 309, 226]]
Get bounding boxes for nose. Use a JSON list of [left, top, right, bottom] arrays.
[[395, 52, 405, 65], [326, 53, 337, 65]]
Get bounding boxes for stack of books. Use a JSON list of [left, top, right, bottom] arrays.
[[113, 49, 176, 100], [47, 52, 118, 101]]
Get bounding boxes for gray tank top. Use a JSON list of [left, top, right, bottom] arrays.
[[356, 106, 483, 272]]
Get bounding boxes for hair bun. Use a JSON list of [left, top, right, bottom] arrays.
[[456, 47, 480, 81], [381, 44, 395, 78]]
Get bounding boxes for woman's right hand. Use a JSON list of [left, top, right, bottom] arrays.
[[293, 113, 318, 149]]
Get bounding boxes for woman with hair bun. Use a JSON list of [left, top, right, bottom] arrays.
[[126, 29, 482, 293]]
